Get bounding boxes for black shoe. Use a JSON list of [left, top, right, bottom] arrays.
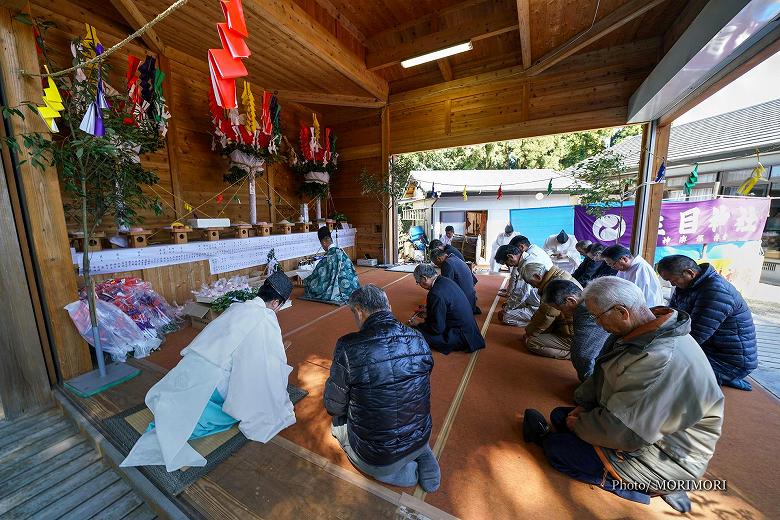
[[662, 491, 691, 513], [522, 409, 550, 446]]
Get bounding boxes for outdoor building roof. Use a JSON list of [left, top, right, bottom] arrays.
[[405, 169, 578, 201], [573, 98, 780, 173]]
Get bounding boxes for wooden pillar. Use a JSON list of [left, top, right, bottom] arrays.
[[0, 9, 92, 379], [632, 121, 670, 264], [158, 54, 184, 217], [381, 106, 394, 263], [0, 143, 52, 418]]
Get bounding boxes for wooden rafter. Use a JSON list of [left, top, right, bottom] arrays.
[[525, 0, 668, 76], [249, 0, 388, 101], [311, 0, 367, 44], [366, 3, 518, 71], [109, 0, 165, 54], [516, 0, 531, 69], [437, 58, 454, 82], [276, 90, 386, 108]]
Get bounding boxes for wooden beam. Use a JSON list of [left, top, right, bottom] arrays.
[[157, 54, 183, 217], [381, 106, 392, 263], [109, 0, 165, 54], [516, 0, 531, 69], [525, 0, 668, 76], [248, 0, 388, 101], [0, 9, 92, 379], [366, 6, 517, 70], [437, 59, 454, 82], [310, 0, 367, 44], [0, 0, 26, 11], [443, 99, 452, 135], [276, 90, 385, 108]]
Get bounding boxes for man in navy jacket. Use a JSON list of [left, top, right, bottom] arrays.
[[410, 264, 485, 354], [431, 248, 480, 314], [658, 255, 757, 390]]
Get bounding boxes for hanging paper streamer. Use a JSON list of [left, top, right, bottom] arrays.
[[737, 161, 766, 195], [36, 66, 64, 132], [324, 128, 332, 163], [313, 114, 320, 144], [152, 69, 171, 137], [184, 202, 193, 212], [654, 160, 666, 183], [241, 81, 257, 134], [138, 56, 157, 120], [79, 43, 110, 137], [683, 163, 699, 196], [462, 185, 468, 201], [546, 178, 553, 196], [497, 183, 503, 200], [209, 0, 250, 108], [125, 55, 148, 125], [260, 90, 273, 136], [216, 194, 224, 203]]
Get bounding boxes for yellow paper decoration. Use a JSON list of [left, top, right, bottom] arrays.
[[184, 202, 193, 212], [241, 81, 257, 133], [82, 23, 101, 58], [462, 185, 468, 201], [737, 163, 765, 195], [36, 66, 64, 132], [313, 113, 320, 143]]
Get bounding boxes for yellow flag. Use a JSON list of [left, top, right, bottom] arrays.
[[241, 81, 257, 133], [313, 113, 320, 143], [737, 163, 765, 195], [37, 67, 64, 131], [184, 202, 193, 212], [462, 185, 468, 201]]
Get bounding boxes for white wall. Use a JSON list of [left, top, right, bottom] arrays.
[[430, 193, 574, 246]]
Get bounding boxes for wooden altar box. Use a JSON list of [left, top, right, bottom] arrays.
[[122, 230, 154, 248], [325, 219, 336, 232], [69, 231, 105, 252], [294, 222, 311, 233], [166, 226, 193, 244], [255, 223, 272, 237], [201, 228, 224, 241], [274, 222, 293, 235], [233, 224, 253, 239]]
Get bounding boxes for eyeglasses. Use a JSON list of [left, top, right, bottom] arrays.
[[594, 305, 620, 321]]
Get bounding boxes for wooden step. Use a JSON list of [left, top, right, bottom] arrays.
[[0, 408, 58, 435], [57, 479, 135, 520], [0, 441, 95, 498], [32, 468, 121, 520], [0, 430, 84, 484]]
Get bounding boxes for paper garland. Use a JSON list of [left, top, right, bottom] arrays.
[[209, 0, 250, 108], [79, 43, 110, 136]]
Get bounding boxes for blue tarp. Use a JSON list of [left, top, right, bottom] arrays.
[[509, 206, 575, 248]]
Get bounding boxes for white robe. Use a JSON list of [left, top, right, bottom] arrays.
[[543, 234, 581, 273], [490, 232, 518, 272], [120, 298, 295, 471], [617, 256, 664, 308], [439, 233, 454, 246]]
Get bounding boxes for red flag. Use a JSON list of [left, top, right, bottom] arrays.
[[216, 194, 224, 203], [497, 184, 503, 200]]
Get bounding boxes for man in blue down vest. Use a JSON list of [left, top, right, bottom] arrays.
[[324, 285, 441, 491], [410, 264, 485, 354], [430, 248, 480, 314], [657, 255, 757, 391]]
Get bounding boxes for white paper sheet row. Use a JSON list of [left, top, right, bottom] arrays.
[[74, 228, 357, 275]]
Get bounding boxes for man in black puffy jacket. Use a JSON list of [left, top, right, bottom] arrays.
[[658, 255, 757, 391], [324, 284, 441, 491]]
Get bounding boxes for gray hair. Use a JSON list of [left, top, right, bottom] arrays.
[[576, 240, 592, 250], [413, 263, 438, 282], [542, 279, 582, 306], [521, 262, 548, 282], [347, 284, 390, 313], [582, 276, 648, 316]]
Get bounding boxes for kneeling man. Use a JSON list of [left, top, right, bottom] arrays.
[[324, 285, 441, 491], [122, 272, 296, 471], [410, 264, 485, 354], [523, 277, 724, 513], [304, 226, 361, 303], [431, 248, 479, 314]]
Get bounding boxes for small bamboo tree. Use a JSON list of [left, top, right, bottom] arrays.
[[570, 148, 635, 218], [2, 35, 163, 374]]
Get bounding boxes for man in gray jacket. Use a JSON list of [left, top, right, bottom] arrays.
[[523, 276, 724, 513]]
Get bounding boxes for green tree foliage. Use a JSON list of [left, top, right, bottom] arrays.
[[402, 125, 641, 172]]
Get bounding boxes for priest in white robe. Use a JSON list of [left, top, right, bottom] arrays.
[[490, 225, 518, 272], [543, 230, 581, 273], [121, 272, 296, 472]]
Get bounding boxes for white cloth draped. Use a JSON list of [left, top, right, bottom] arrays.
[[120, 298, 295, 472], [490, 232, 518, 272]]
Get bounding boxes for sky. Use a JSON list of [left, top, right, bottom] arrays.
[[673, 50, 780, 126]]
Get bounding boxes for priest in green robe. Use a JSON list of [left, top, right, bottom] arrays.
[[304, 226, 360, 303]]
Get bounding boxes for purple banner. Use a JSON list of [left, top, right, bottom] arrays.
[[574, 198, 771, 247]]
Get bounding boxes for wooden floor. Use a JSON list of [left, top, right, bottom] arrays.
[[61, 267, 780, 519], [0, 407, 158, 520]]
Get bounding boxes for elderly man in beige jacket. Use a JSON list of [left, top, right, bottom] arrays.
[[522, 276, 724, 513]]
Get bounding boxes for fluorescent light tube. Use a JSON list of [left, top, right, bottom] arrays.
[[401, 41, 473, 68]]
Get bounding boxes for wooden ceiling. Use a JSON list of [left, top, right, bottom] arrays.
[[59, 0, 703, 108]]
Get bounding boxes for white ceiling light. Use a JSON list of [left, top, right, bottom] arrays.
[[401, 41, 473, 68]]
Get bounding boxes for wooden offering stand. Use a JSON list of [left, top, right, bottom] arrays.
[[325, 219, 336, 232], [293, 222, 311, 233], [69, 231, 105, 252], [201, 228, 224, 241], [274, 221, 293, 235], [233, 223, 253, 239], [121, 229, 154, 248], [255, 222, 272, 237], [164, 225, 193, 244]]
